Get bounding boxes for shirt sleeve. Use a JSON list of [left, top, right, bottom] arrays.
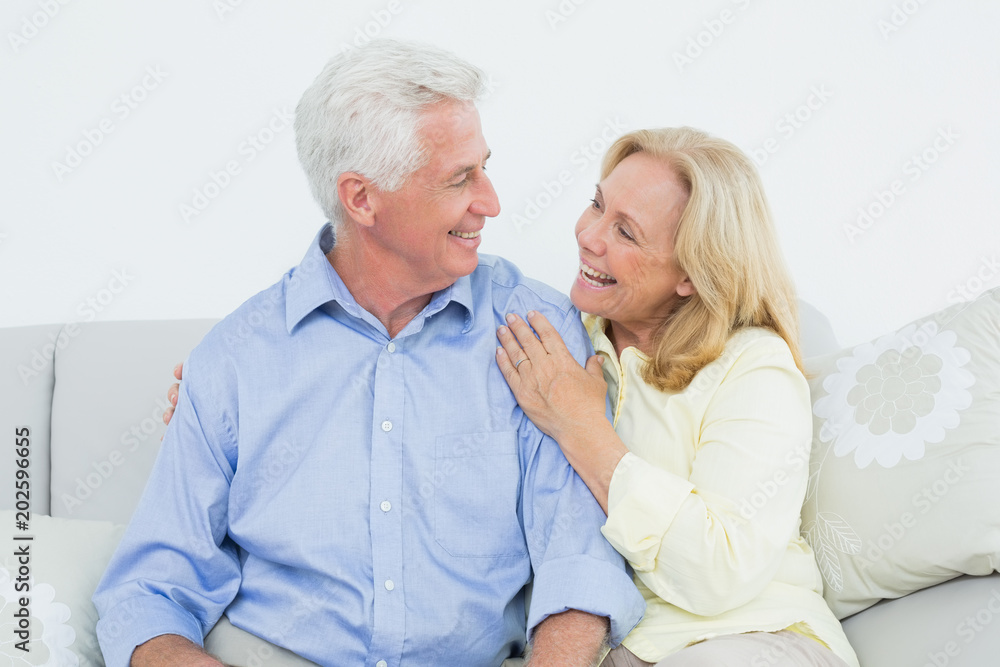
[[600, 336, 813, 617], [92, 343, 242, 667], [519, 307, 645, 647]]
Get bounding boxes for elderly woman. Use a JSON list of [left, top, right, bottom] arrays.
[[495, 128, 859, 667]]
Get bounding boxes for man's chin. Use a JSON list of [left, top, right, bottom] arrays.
[[451, 246, 481, 275], [455, 253, 480, 279], [422, 254, 479, 293]]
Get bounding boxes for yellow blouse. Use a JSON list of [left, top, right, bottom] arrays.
[[586, 316, 859, 666]]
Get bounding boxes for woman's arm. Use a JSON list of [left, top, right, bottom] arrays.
[[496, 311, 628, 512], [600, 337, 814, 616], [498, 314, 814, 617]]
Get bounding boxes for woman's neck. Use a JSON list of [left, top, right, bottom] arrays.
[[607, 320, 653, 358]]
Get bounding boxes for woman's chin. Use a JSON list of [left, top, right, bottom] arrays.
[[570, 276, 608, 317]]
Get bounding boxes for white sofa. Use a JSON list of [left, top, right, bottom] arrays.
[[2, 297, 999, 666]]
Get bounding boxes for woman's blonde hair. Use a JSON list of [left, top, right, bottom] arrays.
[[600, 127, 803, 391]]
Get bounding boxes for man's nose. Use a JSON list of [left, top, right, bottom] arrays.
[[472, 174, 501, 218]]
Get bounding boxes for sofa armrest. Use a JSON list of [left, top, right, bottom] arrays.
[[1, 324, 64, 516]]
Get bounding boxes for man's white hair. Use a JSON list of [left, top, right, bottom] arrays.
[[294, 39, 487, 229]]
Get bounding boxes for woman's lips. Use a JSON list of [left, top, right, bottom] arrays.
[[579, 261, 616, 287]]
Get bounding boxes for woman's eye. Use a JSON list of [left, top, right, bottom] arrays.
[[617, 225, 633, 241], [589, 198, 601, 210]]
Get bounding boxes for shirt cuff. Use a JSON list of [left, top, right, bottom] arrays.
[[526, 554, 645, 647], [96, 595, 206, 667], [601, 452, 695, 572]]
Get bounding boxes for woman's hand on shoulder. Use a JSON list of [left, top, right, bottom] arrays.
[[161, 362, 183, 436], [496, 311, 608, 442]]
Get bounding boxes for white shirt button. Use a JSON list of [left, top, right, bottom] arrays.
[[377, 662, 387, 667], [384, 579, 395, 591], [387, 342, 396, 353], [381, 420, 392, 432], [380, 500, 391, 512]]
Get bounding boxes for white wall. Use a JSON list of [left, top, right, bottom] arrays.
[[3, 0, 998, 348]]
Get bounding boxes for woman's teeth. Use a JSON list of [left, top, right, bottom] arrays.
[[580, 262, 616, 287], [449, 230, 480, 239]]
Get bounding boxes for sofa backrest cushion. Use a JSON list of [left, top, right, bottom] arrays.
[[50, 319, 218, 523], [798, 299, 841, 358]]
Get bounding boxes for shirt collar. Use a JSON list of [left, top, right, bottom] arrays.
[[429, 268, 476, 334], [285, 223, 475, 334], [582, 313, 613, 355], [581, 312, 649, 363]]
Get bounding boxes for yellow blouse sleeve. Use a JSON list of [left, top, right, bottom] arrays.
[[600, 335, 813, 617]]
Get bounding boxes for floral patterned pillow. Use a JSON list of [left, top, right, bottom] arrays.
[[801, 288, 1000, 619]]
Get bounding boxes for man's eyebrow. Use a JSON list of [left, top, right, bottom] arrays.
[[446, 150, 492, 182]]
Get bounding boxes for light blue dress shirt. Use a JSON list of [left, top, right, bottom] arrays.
[[93, 224, 643, 667]]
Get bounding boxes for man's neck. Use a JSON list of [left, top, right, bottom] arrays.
[[327, 242, 437, 339]]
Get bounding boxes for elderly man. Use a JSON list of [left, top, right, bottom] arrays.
[[93, 40, 642, 667]]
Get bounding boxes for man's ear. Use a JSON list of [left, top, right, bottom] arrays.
[[336, 172, 376, 228]]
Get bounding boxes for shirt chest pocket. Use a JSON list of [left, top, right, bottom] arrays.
[[433, 431, 527, 558]]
